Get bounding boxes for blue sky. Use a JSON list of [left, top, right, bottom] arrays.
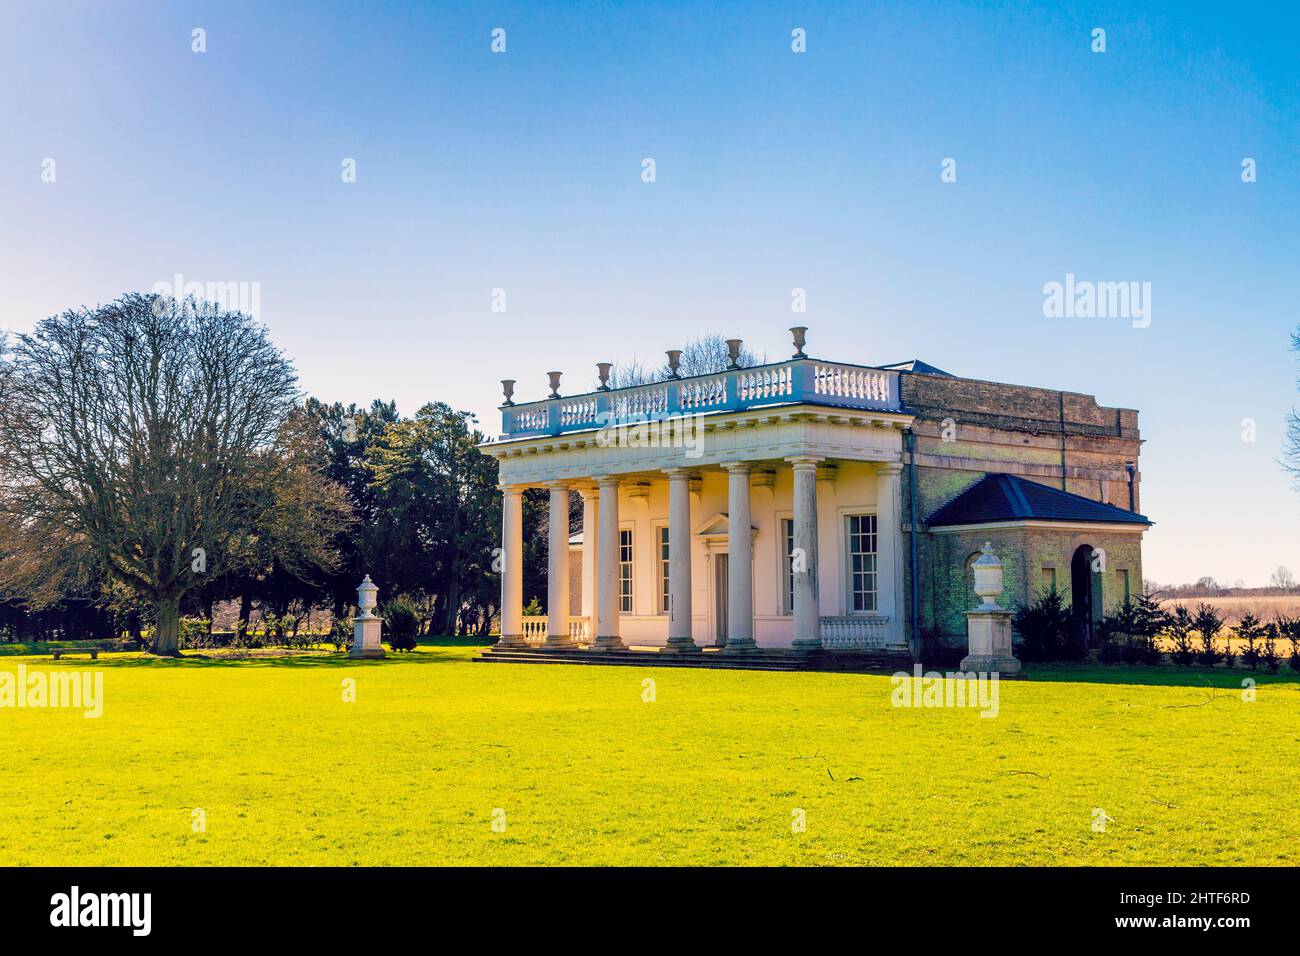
[[1, 1, 1297, 586]]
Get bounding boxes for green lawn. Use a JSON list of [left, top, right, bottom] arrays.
[[1, 642, 1297, 866]]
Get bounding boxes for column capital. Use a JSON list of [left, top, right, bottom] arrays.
[[661, 467, 696, 478], [785, 455, 825, 471], [545, 479, 572, 490], [591, 474, 620, 487], [876, 461, 905, 477], [497, 483, 528, 495], [720, 460, 751, 474]]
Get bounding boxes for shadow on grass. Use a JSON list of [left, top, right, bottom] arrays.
[[0, 636, 492, 668], [1021, 662, 1300, 689]]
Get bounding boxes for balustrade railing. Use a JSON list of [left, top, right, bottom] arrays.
[[500, 358, 901, 438], [520, 615, 590, 646], [818, 615, 898, 650]]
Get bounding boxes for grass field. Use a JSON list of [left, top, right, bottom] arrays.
[[2, 641, 1297, 866]]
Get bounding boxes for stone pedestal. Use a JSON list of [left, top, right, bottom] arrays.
[[349, 616, 385, 659], [961, 609, 1019, 673], [348, 574, 386, 659], [960, 542, 1020, 673]]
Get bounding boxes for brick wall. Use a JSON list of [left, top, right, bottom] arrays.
[[922, 526, 1144, 643], [896, 370, 1146, 646], [900, 371, 1142, 515]]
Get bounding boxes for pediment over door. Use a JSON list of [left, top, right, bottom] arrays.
[[694, 513, 759, 538]]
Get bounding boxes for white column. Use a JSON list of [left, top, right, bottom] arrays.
[[875, 462, 905, 645], [580, 486, 598, 644], [545, 482, 576, 649], [722, 462, 757, 652], [593, 475, 626, 650], [497, 485, 526, 648], [663, 468, 698, 652], [788, 456, 824, 652]]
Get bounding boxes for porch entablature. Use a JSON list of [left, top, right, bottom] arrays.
[[484, 406, 914, 486]]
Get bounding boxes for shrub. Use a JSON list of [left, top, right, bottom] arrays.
[[178, 616, 213, 650], [1260, 622, 1282, 673], [1012, 589, 1080, 662], [330, 615, 353, 653], [1236, 612, 1263, 670], [1193, 603, 1224, 666], [382, 598, 420, 652], [1166, 604, 1196, 666], [1120, 635, 1143, 665], [523, 596, 543, 617], [1098, 601, 1133, 664], [1099, 594, 1168, 666], [1276, 613, 1300, 673], [1099, 634, 1124, 664], [1132, 594, 1171, 665]]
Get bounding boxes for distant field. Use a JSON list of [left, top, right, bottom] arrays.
[[1157, 595, 1300, 622], [1157, 595, 1300, 652]]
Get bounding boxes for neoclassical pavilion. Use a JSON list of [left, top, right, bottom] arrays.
[[479, 330, 1149, 662], [484, 333, 913, 659]]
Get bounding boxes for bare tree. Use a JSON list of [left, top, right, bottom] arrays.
[[1270, 566, 1296, 591], [0, 293, 349, 654], [666, 333, 763, 379], [1285, 326, 1300, 485], [605, 356, 655, 390], [605, 333, 765, 388]]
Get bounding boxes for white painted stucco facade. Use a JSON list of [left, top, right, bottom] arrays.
[[483, 401, 915, 653]]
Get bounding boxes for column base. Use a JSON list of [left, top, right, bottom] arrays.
[[347, 646, 386, 660], [590, 635, 626, 651], [721, 638, 758, 653], [543, 636, 578, 650], [790, 639, 823, 655], [495, 634, 528, 649], [661, 638, 700, 653]]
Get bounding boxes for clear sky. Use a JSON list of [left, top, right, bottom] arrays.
[[1, 1, 1297, 587]]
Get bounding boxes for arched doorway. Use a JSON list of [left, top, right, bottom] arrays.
[[1070, 544, 1095, 648]]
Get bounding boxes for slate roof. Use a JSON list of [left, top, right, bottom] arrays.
[[879, 359, 955, 377], [926, 473, 1151, 527]]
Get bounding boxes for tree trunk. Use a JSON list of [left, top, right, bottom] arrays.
[[238, 589, 253, 638], [154, 598, 181, 655]]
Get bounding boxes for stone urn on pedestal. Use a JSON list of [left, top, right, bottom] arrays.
[[961, 543, 1021, 674], [348, 574, 386, 659]]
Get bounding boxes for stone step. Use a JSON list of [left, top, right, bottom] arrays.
[[473, 646, 912, 673]]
